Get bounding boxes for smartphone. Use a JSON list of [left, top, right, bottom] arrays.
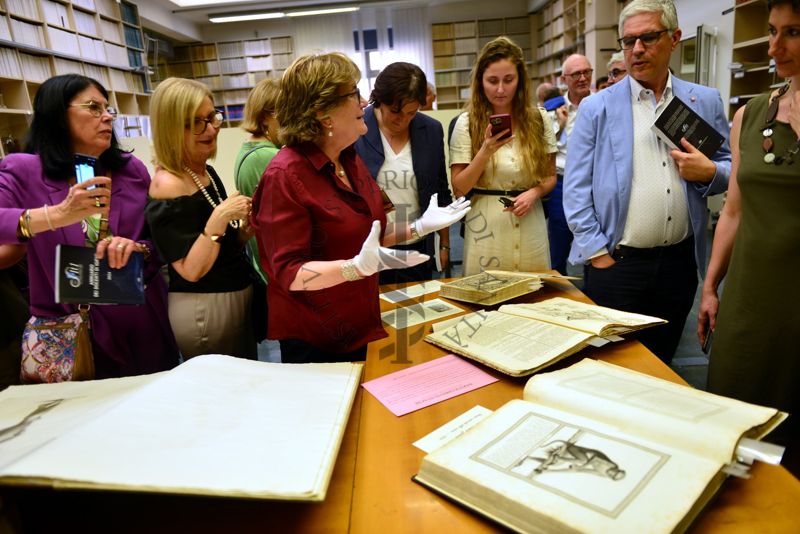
[[74, 154, 98, 190], [489, 113, 512, 140], [498, 196, 515, 208], [701, 328, 714, 354], [544, 95, 566, 112]]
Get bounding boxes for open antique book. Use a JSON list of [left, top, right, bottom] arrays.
[[0, 355, 361, 501], [414, 359, 786, 534], [438, 270, 544, 306], [425, 297, 666, 376]]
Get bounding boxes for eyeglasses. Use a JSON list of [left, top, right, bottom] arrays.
[[71, 101, 117, 119], [617, 29, 670, 50], [609, 68, 627, 79], [336, 88, 361, 102], [188, 111, 224, 135], [564, 69, 593, 81]]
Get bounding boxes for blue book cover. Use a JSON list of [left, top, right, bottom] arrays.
[[55, 244, 145, 305]]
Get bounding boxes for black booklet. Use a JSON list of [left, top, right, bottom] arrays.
[[651, 95, 725, 159], [55, 244, 145, 305]]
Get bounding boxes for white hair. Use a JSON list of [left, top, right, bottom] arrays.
[[619, 0, 679, 34]]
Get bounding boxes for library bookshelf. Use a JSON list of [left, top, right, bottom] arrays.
[[728, 0, 779, 120], [431, 16, 532, 110], [158, 36, 294, 128], [0, 0, 150, 158]]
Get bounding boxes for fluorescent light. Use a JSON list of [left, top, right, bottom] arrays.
[[209, 12, 285, 23], [287, 7, 359, 17]]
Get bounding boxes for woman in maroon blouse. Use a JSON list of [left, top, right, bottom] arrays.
[[252, 52, 470, 363]]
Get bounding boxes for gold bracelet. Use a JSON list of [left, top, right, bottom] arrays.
[[409, 221, 421, 241], [341, 259, 363, 281], [43, 204, 55, 231], [17, 211, 30, 241], [440, 245, 451, 251]]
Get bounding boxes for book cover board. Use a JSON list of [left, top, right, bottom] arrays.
[[0, 355, 362, 501], [439, 270, 543, 306], [55, 244, 144, 305], [651, 95, 725, 158]]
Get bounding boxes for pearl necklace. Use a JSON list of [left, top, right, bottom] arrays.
[[184, 166, 240, 229]]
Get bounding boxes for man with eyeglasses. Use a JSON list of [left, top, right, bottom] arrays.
[[606, 51, 627, 86], [546, 54, 593, 275], [564, 0, 730, 364]]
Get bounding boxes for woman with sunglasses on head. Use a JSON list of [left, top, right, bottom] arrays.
[[146, 77, 256, 360], [251, 53, 469, 363], [450, 36, 557, 276], [699, 0, 800, 466], [0, 74, 179, 380]]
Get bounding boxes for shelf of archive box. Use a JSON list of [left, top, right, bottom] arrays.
[[0, 37, 146, 86], [0, 112, 32, 158], [7, 12, 45, 26]]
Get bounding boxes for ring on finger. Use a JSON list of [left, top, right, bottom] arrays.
[[95, 197, 101, 208], [117, 243, 125, 250]]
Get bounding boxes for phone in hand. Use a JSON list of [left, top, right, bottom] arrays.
[[489, 113, 512, 140], [701, 328, 714, 354], [498, 196, 515, 208], [74, 154, 98, 190]]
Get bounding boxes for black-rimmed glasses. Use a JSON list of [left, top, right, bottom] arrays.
[[617, 29, 670, 50], [71, 101, 118, 119], [337, 88, 361, 102], [189, 110, 224, 135], [564, 69, 593, 81]]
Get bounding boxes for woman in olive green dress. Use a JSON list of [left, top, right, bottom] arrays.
[[698, 0, 800, 460]]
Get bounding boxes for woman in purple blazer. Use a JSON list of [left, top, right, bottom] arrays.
[[0, 74, 179, 378]]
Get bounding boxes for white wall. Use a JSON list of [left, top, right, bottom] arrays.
[[135, 0, 202, 42]]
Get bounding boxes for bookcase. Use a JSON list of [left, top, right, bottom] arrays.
[[532, 0, 586, 83], [160, 36, 294, 128], [728, 0, 777, 120], [0, 0, 151, 157], [431, 16, 532, 110]]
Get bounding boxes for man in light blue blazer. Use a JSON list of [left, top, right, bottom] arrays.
[[564, 0, 731, 363]]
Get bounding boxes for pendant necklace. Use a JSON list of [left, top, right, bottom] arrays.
[[761, 82, 800, 165], [184, 166, 241, 229]]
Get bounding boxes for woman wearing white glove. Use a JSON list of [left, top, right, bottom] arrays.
[[251, 53, 469, 364]]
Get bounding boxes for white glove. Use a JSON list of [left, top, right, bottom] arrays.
[[352, 221, 430, 277], [413, 194, 471, 237]]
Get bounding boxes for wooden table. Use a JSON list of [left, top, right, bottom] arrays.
[[2, 279, 798, 532], [349, 278, 800, 533]]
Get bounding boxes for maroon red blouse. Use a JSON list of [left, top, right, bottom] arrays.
[[252, 142, 388, 354]]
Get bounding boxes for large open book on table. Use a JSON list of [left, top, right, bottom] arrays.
[[425, 297, 666, 376], [0, 355, 361, 501], [414, 359, 786, 534]]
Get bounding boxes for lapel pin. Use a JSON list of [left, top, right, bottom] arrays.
[[690, 96, 697, 102]]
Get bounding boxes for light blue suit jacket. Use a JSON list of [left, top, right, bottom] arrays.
[[563, 75, 731, 274]]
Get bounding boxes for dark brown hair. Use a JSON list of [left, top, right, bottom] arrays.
[[369, 62, 427, 113]]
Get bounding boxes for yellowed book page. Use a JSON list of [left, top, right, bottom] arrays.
[[522, 360, 782, 464], [418, 399, 720, 534], [0, 355, 361, 500], [501, 297, 666, 336], [425, 310, 593, 376]]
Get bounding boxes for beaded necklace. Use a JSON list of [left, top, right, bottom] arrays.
[[184, 166, 241, 229], [762, 83, 800, 165]]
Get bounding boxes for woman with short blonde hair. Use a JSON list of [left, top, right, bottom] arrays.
[[450, 36, 557, 275], [251, 53, 469, 363]]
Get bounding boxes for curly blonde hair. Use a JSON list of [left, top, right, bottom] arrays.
[[467, 37, 548, 183], [276, 52, 361, 146]]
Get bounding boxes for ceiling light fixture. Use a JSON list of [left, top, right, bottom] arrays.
[[286, 7, 360, 17], [209, 12, 286, 23], [209, 6, 359, 23]]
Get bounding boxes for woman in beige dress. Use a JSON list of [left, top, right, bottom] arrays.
[[450, 37, 557, 276]]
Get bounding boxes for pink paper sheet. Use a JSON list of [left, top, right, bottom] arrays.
[[362, 355, 498, 416]]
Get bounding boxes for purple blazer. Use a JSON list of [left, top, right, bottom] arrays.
[[0, 153, 179, 377]]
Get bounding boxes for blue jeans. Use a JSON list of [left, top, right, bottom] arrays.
[[546, 176, 572, 275]]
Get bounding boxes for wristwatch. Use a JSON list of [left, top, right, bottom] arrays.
[[203, 229, 225, 243]]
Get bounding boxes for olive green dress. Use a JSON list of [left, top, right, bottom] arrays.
[[707, 92, 800, 423]]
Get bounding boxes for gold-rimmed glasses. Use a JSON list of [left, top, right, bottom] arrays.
[[71, 101, 118, 119]]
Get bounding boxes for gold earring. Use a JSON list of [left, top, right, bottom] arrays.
[[327, 125, 333, 137]]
